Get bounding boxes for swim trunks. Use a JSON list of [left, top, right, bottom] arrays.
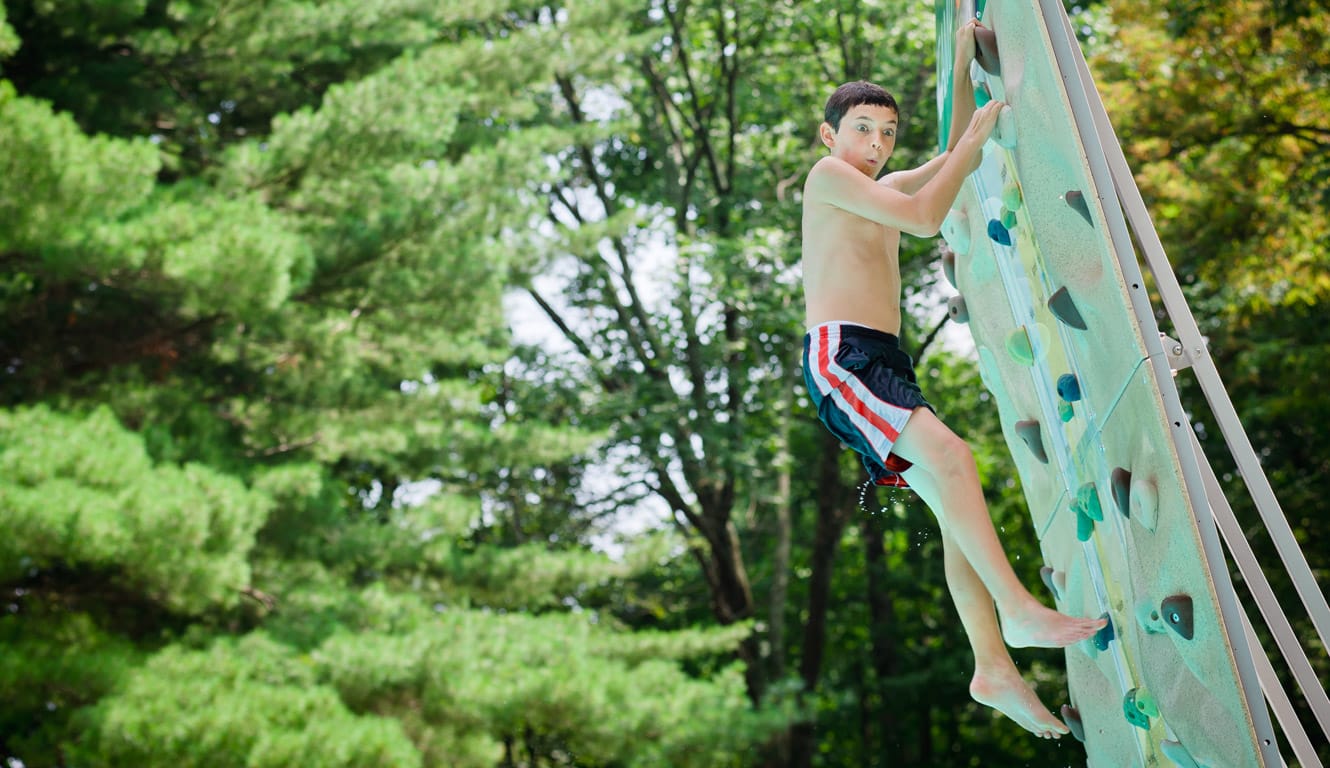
[[802, 321, 935, 488]]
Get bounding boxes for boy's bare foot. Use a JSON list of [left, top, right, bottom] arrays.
[[1000, 600, 1107, 648], [970, 664, 1070, 739]]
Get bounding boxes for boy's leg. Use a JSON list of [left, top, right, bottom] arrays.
[[902, 467, 1069, 739], [889, 406, 1105, 648]]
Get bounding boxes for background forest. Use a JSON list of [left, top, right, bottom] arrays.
[[1, 0, 1326, 766]]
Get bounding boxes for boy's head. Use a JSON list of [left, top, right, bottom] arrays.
[[820, 81, 900, 178], [823, 81, 898, 132]]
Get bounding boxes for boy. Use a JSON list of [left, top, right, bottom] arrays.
[[800, 20, 1106, 740]]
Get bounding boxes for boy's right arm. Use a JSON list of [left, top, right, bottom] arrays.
[[808, 101, 1004, 236]]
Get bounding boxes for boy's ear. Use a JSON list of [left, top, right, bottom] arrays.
[[818, 121, 836, 149]]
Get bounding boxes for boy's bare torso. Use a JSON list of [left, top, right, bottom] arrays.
[[802, 171, 903, 335]]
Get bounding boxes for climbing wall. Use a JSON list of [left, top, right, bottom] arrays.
[[934, 2, 1273, 766]]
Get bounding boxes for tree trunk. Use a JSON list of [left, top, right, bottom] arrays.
[[861, 510, 901, 754], [789, 431, 851, 768]]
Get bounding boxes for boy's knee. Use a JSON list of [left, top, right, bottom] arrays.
[[934, 434, 975, 476]]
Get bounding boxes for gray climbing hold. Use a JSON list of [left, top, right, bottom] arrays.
[[1162, 595, 1194, 640], [1014, 419, 1048, 463], [1111, 467, 1132, 518], [1061, 704, 1085, 743], [947, 295, 969, 324], [1064, 190, 1093, 226], [1048, 286, 1088, 330], [1040, 566, 1060, 600]]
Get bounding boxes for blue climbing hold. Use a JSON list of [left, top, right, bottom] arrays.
[[988, 219, 1012, 246], [1057, 373, 1082, 402]]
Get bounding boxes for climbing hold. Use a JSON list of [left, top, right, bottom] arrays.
[[1111, 467, 1132, 518], [1061, 705, 1085, 743], [942, 209, 971, 255], [1077, 483, 1103, 522], [1075, 505, 1094, 542], [1092, 612, 1114, 651], [1133, 688, 1160, 718], [1132, 475, 1159, 532], [1161, 739, 1204, 768], [1001, 180, 1022, 212], [974, 25, 1001, 76], [992, 104, 1017, 149], [1058, 400, 1075, 423], [974, 81, 992, 108], [1136, 598, 1168, 634], [999, 206, 1017, 230], [1056, 373, 1082, 402], [1014, 419, 1048, 463], [1162, 595, 1195, 640], [947, 295, 969, 324], [1048, 286, 1089, 330], [1064, 190, 1093, 226], [1040, 566, 1060, 600], [942, 250, 958, 287], [1123, 689, 1152, 730], [987, 218, 1012, 246], [1005, 326, 1034, 365]]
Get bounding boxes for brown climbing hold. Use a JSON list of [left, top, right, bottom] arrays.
[[974, 25, 1001, 76], [942, 249, 957, 288], [1014, 419, 1048, 463]]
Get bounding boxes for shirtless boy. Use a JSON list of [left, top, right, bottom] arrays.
[[800, 19, 1106, 739]]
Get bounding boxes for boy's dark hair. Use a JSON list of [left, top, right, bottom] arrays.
[[823, 81, 899, 131]]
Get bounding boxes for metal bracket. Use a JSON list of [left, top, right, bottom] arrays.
[[1160, 333, 1194, 372]]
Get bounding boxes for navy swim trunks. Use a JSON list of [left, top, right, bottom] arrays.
[[803, 321, 935, 487]]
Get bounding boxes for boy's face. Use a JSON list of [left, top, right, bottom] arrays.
[[820, 104, 898, 178]]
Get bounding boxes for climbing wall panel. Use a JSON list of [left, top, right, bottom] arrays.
[[934, 1, 1272, 766]]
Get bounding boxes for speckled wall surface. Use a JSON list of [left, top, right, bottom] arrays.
[[935, 2, 1272, 765]]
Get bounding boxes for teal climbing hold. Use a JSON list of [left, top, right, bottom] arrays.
[[1014, 419, 1048, 463], [1075, 505, 1094, 541], [988, 218, 1012, 246], [1092, 612, 1114, 651], [1077, 483, 1103, 522], [1048, 286, 1088, 330], [1064, 189, 1093, 226], [1111, 467, 1132, 518], [1058, 400, 1075, 423], [973, 82, 994, 107], [1056, 373, 1081, 402], [1162, 595, 1195, 640], [1061, 705, 1085, 743], [1123, 688, 1152, 730]]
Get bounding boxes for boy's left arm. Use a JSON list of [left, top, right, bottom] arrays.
[[880, 19, 983, 194]]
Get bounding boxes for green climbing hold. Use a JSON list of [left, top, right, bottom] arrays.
[[1058, 400, 1074, 423], [1134, 688, 1160, 718], [1000, 206, 1017, 230], [1001, 181, 1023, 212], [1005, 326, 1034, 365]]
